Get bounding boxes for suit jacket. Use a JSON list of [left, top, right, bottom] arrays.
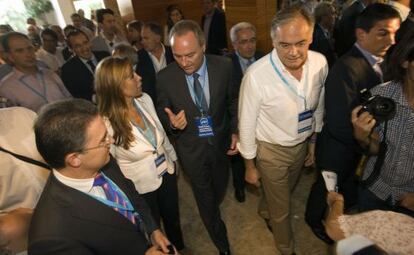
[[28, 156, 158, 255], [156, 55, 237, 176], [136, 46, 174, 104], [61, 51, 109, 101], [316, 46, 382, 174], [310, 24, 337, 68], [334, 0, 365, 56], [228, 51, 264, 97], [201, 8, 228, 55]]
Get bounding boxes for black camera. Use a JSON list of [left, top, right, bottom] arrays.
[[359, 89, 396, 123]]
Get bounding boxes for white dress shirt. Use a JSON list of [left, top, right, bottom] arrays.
[[36, 48, 65, 72], [148, 44, 167, 73], [238, 49, 328, 159]]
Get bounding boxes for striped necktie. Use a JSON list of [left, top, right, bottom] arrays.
[[93, 173, 137, 225]]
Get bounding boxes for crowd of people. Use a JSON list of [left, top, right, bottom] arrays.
[[1, 0, 413, 254]]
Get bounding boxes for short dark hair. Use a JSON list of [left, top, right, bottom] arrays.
[[34, 99, 99, 169], [41, 28, 58, 41], [96, 8, 114, 24], [1, 32, 29, 52], [356, 3, 401, 32], [127, 20, 143, 32], [70, 13, 81, 19], [142, 22, 162, 37], [386, 29, 414, 82], [66, 29, 89, 48], [63, 25, 77, 37]]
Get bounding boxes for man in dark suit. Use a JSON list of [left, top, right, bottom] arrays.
[[334, 0, 373, 56], [156, 20, 237, 255], [136, 22, 174, 104], [61, 30, 109, 101], [227, 22, 264, 203], [28, 99, 173, 255], [306, 3, 401, 244], [310, 2, 337, 67], [201, 0, 228, 55]]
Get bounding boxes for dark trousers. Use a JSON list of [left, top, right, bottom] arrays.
[[141, 173, 185, 250], [305, 169, 359, 230], [230, 153, 245, 191], [187, 145, 230, 252], [358, 187, 414, 218]]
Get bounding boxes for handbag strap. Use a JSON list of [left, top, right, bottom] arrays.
[[0, 146, 51, 170]]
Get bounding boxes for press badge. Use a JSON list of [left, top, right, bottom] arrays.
[[298, 110, 313, 134], [155, 153, 168, 178], [195, 116, 214, 137]]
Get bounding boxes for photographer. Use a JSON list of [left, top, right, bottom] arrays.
[[351, 29, 414, 217]]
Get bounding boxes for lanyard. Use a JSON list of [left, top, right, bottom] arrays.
[[133, 102, 157, 150], [18, 72, 48, 102], [269, 54, 309, 109], [88, 172, 136, 212]]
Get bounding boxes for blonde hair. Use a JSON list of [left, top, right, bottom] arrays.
[[95, 57, 135, 149]]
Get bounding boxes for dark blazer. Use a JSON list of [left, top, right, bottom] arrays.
[[136, 46, 174, 104], [156, 55, 237, 175], [28, 157, 158, 255], [316, 46, 382, 174], [61, 51, 109, 101], [201, 8, 228, 55], [310, 24, 337, 68], [228, 51, 264, 95], [334, 0, 365, 56]]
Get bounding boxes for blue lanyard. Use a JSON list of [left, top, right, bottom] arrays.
[[88, 172, 136, 212], [18, 72, 48, 102], [269, 54, 309, 109], [133, 102, 157, 150]]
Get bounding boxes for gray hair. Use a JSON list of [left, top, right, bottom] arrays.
[[229, 22, 256, 43], [112, 43, 138, 65], [314, 2, 334, 24], [169, 20, 205, 46], [270, 4, 314, 40]]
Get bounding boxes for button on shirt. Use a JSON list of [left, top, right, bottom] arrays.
[[238, 49, 328, 159], [185, 56, 210, 109], [362, 81, 414, 204]]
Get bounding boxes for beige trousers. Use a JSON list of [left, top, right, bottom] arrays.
[[256, 140, 308, 255]]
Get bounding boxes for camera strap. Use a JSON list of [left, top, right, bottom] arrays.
[[0, 146, 52, 170], [360, 121, 388, 187]]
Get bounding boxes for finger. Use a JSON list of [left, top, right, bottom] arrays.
[[164, 108, 175, 118], [351, 105, 363, 121], [176, 110, 185, 118]]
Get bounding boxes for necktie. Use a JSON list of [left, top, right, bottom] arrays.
[[109, 41, 114, 48], [246, 59, 254, 67], [93, 173, 137, 225], [193, 73, 208, 113], [87, 60, 96, 72], [373, 59, 384, 82]]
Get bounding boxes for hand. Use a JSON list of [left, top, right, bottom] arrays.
[[165, 108, 187, 130], [0, 208, 33, 253], [150, 229, 171, 254], [226, 134, 239, 155], [145, 246, 167, 255], [327, 191, 344, 208], [304, 142, 315, 167], [245, 164, 260, 187], [351, 106, 376, 145], [398, 193, 414, 212]]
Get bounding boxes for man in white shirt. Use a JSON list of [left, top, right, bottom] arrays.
[[36, 28, 65, 73], [238, 5, 328, 255]]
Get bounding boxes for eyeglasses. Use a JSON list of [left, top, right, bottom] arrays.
[[82, 133, 112, 152]]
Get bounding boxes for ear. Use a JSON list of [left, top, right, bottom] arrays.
[[202, 44, 206, 53], [402, 61, 409, 69], [65, 153, 82, 168], [355, 28, 366, 42]]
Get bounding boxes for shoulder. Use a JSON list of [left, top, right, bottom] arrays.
[[308, 50, 328, 65], [206, 54, 232, 67], [0, 107, 36, 124], [136, 93, 154, 107], [371, 81, 399, 96], [62, 56, 80, 68], [93, 51, 110, 60], [157, 61, 181, 79]]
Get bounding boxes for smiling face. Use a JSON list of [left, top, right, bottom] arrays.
[[356, 18, 400, 57], [68, 33, 92, 59], [272, 17, 313, 72], [171, 31, 205, 75]]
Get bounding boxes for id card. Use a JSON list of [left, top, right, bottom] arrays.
[[298, 110, 313, 134], [155, 153, 168, 178], [195, 116, 214, 137]]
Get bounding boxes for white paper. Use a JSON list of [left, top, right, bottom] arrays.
[[321, 170, 337, 192]]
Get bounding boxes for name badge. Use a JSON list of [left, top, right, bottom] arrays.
[[298, 110, 313, 134], [195, 116, 214, 137], [155, 153, 167, 178]]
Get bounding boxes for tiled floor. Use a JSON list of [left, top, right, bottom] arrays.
[[176, 168, 331, 255]]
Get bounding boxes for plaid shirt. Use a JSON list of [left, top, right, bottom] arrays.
[[362, 81, 414, 204]]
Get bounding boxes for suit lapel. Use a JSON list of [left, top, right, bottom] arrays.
[[206, 56, 218, 115], [173, 64, 200, 116]]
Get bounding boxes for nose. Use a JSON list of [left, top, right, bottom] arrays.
[[288, 46, 298, 56], [180, 56, 188, 67], [388, 33, 396, 46]]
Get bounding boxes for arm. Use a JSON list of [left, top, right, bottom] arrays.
[[325, 192, 346, 241], [28, 238, 95, 255]]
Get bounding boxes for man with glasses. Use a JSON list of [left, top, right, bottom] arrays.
[[29, 99, 175, 255], [227, 22, 263, 203]]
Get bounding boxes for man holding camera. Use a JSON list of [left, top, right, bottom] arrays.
[[305, 3, 401, 243]]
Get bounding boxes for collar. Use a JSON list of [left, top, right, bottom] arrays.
[[148, 43, 165, 58], [186, 55, 207, 78], [100, 32, 117, 44], [271, 48, 308, 74], [53, 169, 95, 193], [12, 66, 43, 79], [355, 43, 383, 66], [236, 51, 255, 64], [79, 54, 97, 64]]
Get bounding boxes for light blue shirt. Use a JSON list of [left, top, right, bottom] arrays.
[[236, 51, 255, 74], [185, 56, 210, 108], [355, 43, 383, 80]]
